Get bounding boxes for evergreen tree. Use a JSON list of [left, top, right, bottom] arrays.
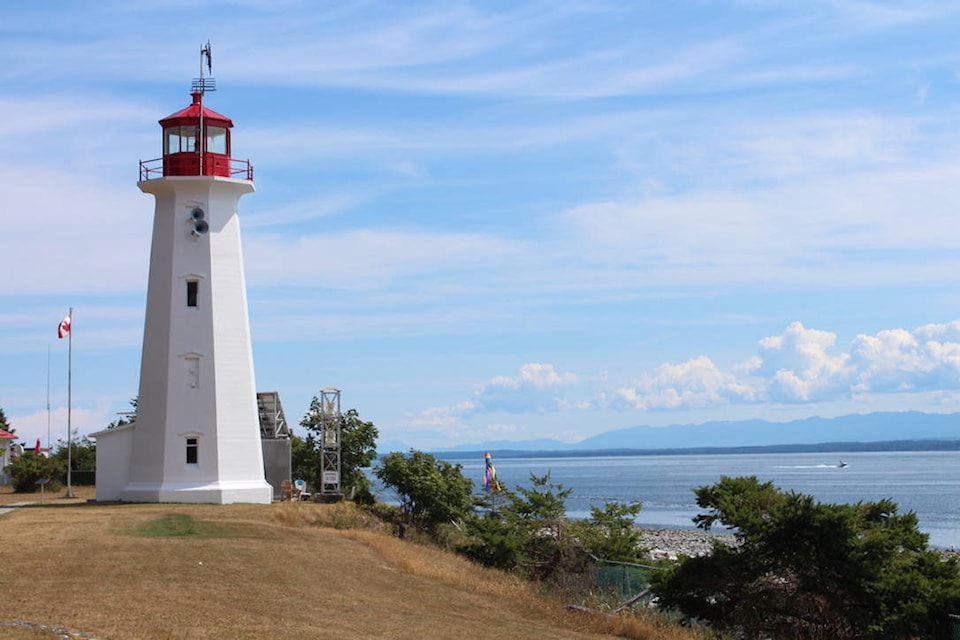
[[576, 501, 644, 563], [652, 475, 960, 639]]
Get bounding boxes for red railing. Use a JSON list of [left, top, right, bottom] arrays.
[[139, 156, 254, 181]]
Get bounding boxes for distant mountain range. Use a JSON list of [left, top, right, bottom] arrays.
[[420, 411, 960, 456]]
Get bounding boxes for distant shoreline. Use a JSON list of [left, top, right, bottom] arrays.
[[430, 438, 960, 460]]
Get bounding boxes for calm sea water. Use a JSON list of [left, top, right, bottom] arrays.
[[422, 451, 960, 550]]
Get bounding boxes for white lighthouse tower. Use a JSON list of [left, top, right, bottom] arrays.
[[105, 51, 272, 504]]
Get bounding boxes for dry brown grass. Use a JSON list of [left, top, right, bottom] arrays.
[[0, 488, 707, 640], [0, 484, 96, 506]]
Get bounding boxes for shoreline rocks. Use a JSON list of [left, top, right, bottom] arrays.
[[639, 526, 736, 561], [637, 526, 959, 562]]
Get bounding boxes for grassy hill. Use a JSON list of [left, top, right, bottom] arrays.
[[0, 487, 701, 640]]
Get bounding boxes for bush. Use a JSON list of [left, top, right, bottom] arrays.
[[460, 473, 606, 581], [374, 450, 475, 531], [575, 501, 645, 563], [458, 512, 526, 570], [7, 453, 66, 493]]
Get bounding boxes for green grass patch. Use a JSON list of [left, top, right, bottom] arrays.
[[132, 513, 235, 538]]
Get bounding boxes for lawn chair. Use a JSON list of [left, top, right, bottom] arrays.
[[294, 479, 311, 502]]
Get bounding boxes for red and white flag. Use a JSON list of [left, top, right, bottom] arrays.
[[57, 313, 72, 339]]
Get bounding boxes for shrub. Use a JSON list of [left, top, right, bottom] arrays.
[[374, 450, 475, 531], [575, 501, 645, 563], [7, 453, 66, 493]]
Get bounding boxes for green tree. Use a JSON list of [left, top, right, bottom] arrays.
[[338, 408, 378, 502], [652, 475, 960, 640], [52, 435, 96, 471], [374, 450, 474, 531], [297, 402, 378, 503], [49, 433, 96, 486], [290, 433, 315, 484]]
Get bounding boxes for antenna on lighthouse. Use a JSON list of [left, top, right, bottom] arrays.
[[191, 40, 216, 94]]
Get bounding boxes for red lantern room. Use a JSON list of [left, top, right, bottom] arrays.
[[159, 91, 235, 178], [139, 45, 253, 182]]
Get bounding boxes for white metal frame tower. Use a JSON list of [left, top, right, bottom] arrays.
[[319, 387, 342, 497]]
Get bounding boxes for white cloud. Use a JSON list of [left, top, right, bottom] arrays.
[[613, 356, 759, 410], [410, 363, 581, 434], [422, 321, 960, 426], [404, 404, 527, 448], [849, 321, 960, 393], [753, 322, 852, 403], [617, 321, 960, 411], [7, 406, 109, 448], [474, 363, 580, 413]]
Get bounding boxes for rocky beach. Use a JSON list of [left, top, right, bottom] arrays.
[[640, 527, 737, 561], [638, 526, 959, 562]]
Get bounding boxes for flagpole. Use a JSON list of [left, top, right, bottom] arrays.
[[46, 344, 51, 451], [65, 306, 74, 498]]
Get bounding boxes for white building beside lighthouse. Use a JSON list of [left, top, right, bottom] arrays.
[[94, 68, 273, 504]]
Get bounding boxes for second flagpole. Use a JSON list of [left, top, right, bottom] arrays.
[[65, 306, 74, 498]]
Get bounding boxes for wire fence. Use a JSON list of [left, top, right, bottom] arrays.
[[594, 560, 656, 598]]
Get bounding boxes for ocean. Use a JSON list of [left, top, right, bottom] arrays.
[[419, 450, 960, 550]]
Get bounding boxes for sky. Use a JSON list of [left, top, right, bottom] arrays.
[[2, 0, 960, 452]]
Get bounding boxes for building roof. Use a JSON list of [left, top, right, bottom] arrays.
[[89, 421, 137, 438], [0, 429, 16, 440]]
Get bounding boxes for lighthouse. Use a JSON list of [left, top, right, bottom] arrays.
[[94, 48, 272, 504]]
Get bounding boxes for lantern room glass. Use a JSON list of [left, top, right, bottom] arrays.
[[164, 125, 227, 156], [164, 126, 199, 154], [206, 126, 227, 154]]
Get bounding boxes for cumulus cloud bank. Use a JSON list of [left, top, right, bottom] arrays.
[[616, 320, 960, 409], [415, 320, 960, 436]]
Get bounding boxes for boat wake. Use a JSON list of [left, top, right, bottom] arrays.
[[776, 463, 848, 469]]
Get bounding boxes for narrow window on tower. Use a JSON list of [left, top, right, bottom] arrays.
[[186, 280, 198, 308], [186, 437, 199, 465]]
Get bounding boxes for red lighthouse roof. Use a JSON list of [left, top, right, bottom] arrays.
[[159, 91, 234, 128]]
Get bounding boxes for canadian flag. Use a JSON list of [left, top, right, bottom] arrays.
[[57, 313, 71, 339]]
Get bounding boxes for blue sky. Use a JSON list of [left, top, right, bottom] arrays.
[[3, 1, 960, 451]]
